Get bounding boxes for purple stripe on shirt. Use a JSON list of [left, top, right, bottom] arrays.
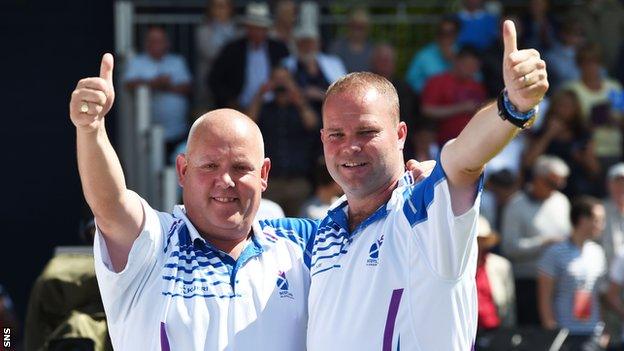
[[160, 322, 171, 351], [383, 288, 404, 351]]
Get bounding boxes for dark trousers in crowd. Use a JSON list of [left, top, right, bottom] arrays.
[[516, 278, 541, 326]]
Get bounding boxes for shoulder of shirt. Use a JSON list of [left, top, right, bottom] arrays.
[[257, 218, 319, 247]]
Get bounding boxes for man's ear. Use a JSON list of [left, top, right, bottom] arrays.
[[397, 121, 407, 151], [260, 157, 271, 192], [175, 154, 188, 187]]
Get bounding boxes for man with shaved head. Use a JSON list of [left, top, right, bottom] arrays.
[[69, 54, 320, 350]]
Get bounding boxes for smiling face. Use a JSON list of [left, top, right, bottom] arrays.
[[176, 110, 270, 242], [321, 84, 406, 200]]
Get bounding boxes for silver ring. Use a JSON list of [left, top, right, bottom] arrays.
[[522, 75, 528, 85], [80, 102, 89, 113]]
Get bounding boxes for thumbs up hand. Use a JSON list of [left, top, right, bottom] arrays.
[[502, 20, 548, 113], [70, 53, 116, 132]]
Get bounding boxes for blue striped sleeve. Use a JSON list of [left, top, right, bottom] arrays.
[[259, 218, 320, 268]]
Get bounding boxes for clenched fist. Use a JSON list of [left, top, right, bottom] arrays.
[[502, 20, 548, 112], [69, 53, 115, 132]]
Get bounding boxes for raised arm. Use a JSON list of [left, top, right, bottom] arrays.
[[441, 20, 548, 214], [69, 54, 143, 272]]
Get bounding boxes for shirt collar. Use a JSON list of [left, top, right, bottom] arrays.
[[172, 205, 265, 254], [327, 190, 398, 235]]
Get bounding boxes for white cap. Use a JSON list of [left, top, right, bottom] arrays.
[[608, 163, 624, 180]]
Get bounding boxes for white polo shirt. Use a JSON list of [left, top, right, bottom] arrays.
[[307, 162, 483, 350], [94, 199, 317, 351]]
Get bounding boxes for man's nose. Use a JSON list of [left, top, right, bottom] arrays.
[[342, 137, 363, 154], [215, 171, 235, 188]]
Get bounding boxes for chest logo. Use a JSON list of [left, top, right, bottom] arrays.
[[277, 271, 294, 299], [367, 234, 384, 266]]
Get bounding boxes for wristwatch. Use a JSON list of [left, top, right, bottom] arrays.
[[497, 89, 538, 129]]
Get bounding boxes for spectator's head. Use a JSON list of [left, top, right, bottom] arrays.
[[240, 2, 273, 46], [205, 0, 233, 23], [462, 0, 484, 12], [294, 24, 320, 60], [477, 216, 500, 255], [570, 196, 605, 240], [454, 45, 481, 79], [576, 43, 603, 80], [371, 43, 396, 79], [559, 17, 585, 48], [347, 7, 370, 43], [274, 0, 297, 29], [486, 169, 518, 203], [145, 26, 169, 60], [529, 0, 549, 17], [436, 17, 459, 49], [176, 109, 270, 243], [531, 155, 570, 199], [607, 163, 624, 207], [321, 72, 406, 200], [546, 89, 584, 129]]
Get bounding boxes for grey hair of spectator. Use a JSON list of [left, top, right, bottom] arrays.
[[532, 155, 570, 178]]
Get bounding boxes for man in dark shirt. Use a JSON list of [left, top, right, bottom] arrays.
[[247, 67, 318, 215]]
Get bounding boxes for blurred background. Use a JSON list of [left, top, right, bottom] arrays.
[[3, 0, 624, 350]]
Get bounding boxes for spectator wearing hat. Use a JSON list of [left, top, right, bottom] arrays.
[[281, 22, 346, 114], [328, 7, 374, 73], [501, 155, 572, 326], [538, 196, 607, 346], [209, 2, 289, 109], [476, 216, 517, 331]]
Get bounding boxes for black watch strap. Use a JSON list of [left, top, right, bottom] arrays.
[[496, 89, 537, 129]]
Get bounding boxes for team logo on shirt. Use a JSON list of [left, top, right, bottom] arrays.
[[276, 271, 294, 299], [367, 234, 384, 266]]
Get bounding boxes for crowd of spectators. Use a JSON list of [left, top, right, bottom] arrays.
[[16, 0, 624, 349]]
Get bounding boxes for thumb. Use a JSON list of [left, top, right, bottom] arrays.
[[99, 53, 114, 84], [502, 20, 518, 57]]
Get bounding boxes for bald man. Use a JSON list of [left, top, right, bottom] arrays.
[[71, 53, 323, 350]]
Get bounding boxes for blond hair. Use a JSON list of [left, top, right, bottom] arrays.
[[323, 72, 400, 124]]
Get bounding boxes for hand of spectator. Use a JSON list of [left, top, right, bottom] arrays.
[[502, 20, 548, 113], [405, 159, 436, 182], [69, 53, 115, 132], [259, 81, 274, 95]]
